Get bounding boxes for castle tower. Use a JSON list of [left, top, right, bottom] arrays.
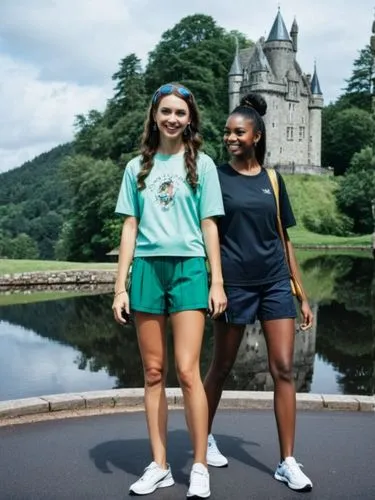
[[228, 37, 243, 112], [227, 10, 324, 172], [290, 17, 298, 53], [263, 8, 294, 80], [248, 41, 271, 88], [308, 62, 324, 166]]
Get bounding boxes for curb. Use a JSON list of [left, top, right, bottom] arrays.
[[0, 389, 374, 423]]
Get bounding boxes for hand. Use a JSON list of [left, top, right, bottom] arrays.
[[112, 291, 130, 325], [299, 300, 313, 330], [208, 282, 227, 319]]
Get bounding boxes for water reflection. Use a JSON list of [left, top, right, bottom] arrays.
[[0, 253, 373, 400]]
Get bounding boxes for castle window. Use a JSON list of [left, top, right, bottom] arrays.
[[299, 126, 305, 141], [288, 103, 294, 123], [287, 127, 294, 141], [272, 122, 275, 128]]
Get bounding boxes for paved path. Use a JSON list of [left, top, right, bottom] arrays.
[[0, 409, 374, 499]]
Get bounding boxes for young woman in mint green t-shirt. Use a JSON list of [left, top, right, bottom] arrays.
[[112, 83, 226, 498]]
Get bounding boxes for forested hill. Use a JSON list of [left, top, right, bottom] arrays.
[[0, 143, 73, 259]]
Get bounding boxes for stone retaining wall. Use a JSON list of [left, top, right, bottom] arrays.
[[0, 270, 116, 293], [275, 164, 333, 176], [0, 389, 373, 422]]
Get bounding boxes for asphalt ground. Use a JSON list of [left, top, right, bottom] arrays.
[[0, 409, 374, 500]]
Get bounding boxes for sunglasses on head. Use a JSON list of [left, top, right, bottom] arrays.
[[152, 84, 191, 104]]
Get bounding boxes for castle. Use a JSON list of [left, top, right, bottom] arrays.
[[228, 9, 324, 171]]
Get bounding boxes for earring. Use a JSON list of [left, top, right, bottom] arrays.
[[152, 123, 157, 131], [254, 141, 258, 147]]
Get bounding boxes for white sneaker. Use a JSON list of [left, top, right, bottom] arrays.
[[186, 463, 210, 498], [274, 456, 313, 491], [129, 461, 174, 495], [206, 434, 228, 467]]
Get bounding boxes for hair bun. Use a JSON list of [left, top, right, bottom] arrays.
[[240, 93, 267, 116]]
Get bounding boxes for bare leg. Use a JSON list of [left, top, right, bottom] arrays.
[[135, 312, 168, 468], [262, 318, 296, 460], [204, 321, 245, 433], [171, 310, 208, 465]]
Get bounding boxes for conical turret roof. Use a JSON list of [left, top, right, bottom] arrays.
[[311, 63, 322, 95], [229, 37, 242, 76], [267, 9, 291, 42], [249, 41, 271, 72], [291, 17, 298, 33]]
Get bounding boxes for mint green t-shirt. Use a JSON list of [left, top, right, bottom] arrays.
[[115, 151, 224, 257]]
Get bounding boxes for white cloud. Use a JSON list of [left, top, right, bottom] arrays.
[[0, 54, 110, 172], [0, 0, 373, 173]]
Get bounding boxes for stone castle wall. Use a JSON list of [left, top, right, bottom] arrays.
[[0, 270, 116, 293]]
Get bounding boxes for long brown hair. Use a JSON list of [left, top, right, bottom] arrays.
[[137, 83, 202, 192]]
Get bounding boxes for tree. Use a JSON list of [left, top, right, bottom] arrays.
[[0, 233, 39, 259], [74, 110, 104, 156], [336, 146, 375, 233], [111, 54, 146, 116], [341, 45, 373, 111], [146, 15, 225, 85], [61, 155, 123, 261], [322, 107, 373, 175], [321, 103, 338, 168]]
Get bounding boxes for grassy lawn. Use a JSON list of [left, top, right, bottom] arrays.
[[289, 227, 372, 247], [0, 290, 95, 307], [0, 259, 117, 276], [284, 174, 372, 249]]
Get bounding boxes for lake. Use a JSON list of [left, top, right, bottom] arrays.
[[0, 252, 373, 401]]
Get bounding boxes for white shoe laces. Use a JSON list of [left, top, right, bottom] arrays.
[[139, 463, 164, 482], [190, 468, 208, 489], [284, 458, 306, 480], [208, 436, 221, 455]]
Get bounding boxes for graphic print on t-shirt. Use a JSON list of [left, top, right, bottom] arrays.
[[148, 174, 185, 210]]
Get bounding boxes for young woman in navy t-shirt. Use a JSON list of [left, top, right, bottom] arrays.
[[204, 93, 314, 492]]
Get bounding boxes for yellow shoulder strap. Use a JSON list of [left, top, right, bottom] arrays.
[[265, 168, 289, 258], [265, 168, 280, 218]]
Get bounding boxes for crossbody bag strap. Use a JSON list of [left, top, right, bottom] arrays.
[[265, 168, 290, 264]]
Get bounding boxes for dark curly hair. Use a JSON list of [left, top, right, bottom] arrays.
[[137, 83, 202, 192], [231, 93, 267, 166]]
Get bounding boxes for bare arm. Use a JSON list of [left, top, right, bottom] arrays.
[[112, 216, 138, 323], [285, 232, 307, 302], [201, 217, 227, 318], [285, 230, 313, 329]]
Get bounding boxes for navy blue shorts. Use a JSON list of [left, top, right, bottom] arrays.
[[218, 278, 297, 325]]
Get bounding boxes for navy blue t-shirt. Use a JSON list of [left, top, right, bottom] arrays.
[[217, 164, 296, 286]]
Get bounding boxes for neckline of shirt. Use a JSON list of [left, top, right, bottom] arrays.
[[226, 163, 264, 178], [155, 151, 185, 161]]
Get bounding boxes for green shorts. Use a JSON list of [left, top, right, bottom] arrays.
[[130, 256, 209, 314]]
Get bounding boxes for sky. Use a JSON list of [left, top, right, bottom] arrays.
[[0, 0, 373, 174]]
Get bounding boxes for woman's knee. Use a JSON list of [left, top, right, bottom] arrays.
[[176, 364, 199, 391], [144, 366, 166, 387], [269, 359, 294, 383]]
